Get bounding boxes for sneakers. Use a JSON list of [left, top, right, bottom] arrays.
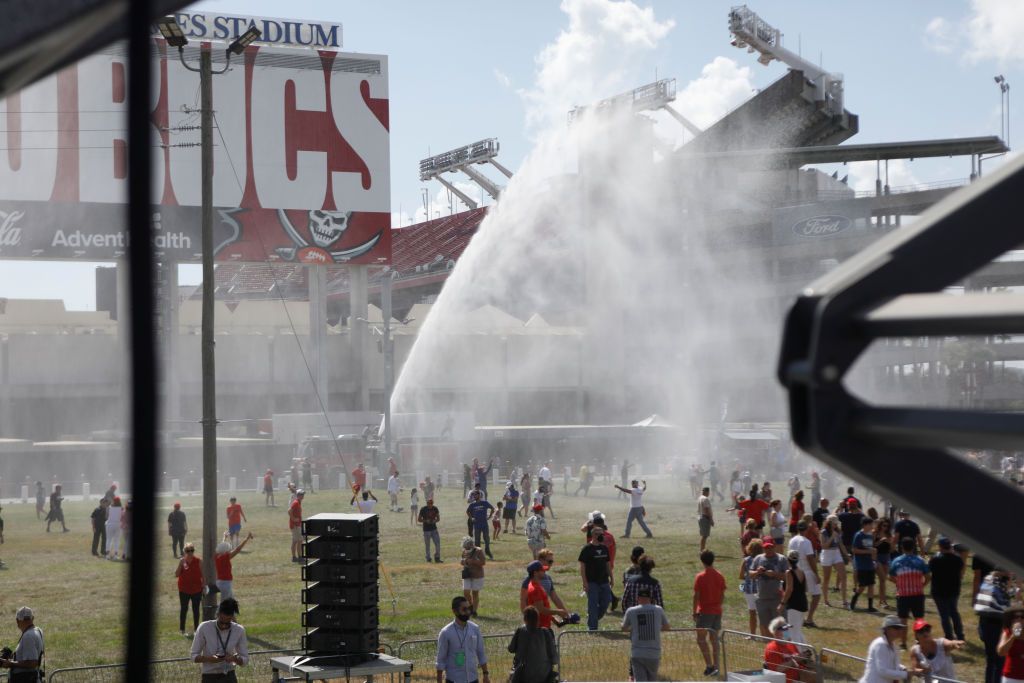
[[849, 593, 859, 611], [435, 557, 443, 563], [486, 551, 494, 560], [703, 665, 719, 677], [425, 557, 432, 563]]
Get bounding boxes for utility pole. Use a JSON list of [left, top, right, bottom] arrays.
[[382, 272, 395, 458], [155, 17, 260, 620], [199, 46, 218, 620]]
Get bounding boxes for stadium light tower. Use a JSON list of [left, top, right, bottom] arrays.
[[728, 5, 844, 115], [567, 78, 703, 137], [419, 138, 511, 209]]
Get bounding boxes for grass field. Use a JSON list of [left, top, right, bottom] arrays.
[[0, 475, 987, 680]]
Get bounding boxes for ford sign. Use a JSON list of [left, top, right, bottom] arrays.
[[792, 215, 851, 237]]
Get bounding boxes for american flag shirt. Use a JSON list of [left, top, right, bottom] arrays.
[[889, 553, 929, 597]]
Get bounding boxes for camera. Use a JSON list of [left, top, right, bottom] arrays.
[[1, 646, 13, 659]]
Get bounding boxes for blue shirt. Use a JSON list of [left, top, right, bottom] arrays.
[[467, 500, 494, 530], [504, 488, 519, 511], [436, 619, 486, 683], [852, 530, 875, 571]]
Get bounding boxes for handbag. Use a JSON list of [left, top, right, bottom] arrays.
[[461, 567, 472, 579]]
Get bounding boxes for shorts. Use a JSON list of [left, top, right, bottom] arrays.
[[897, 595, 925, 618], [229, 523, 241, 535], [698, 516, 712, 538], [503, 508, 516, 520], [263, 484, 273, 493], [463, 577, 484, 591], [755, 597, 781, 628], [876, 553, 890, 567], [804, 570, 822, 596], [695, 613, 722, 630], [743, 592, 758, 611], [856, 570, 876, 587], [820, 548, 844, 566], [291, 526, 302, 543]]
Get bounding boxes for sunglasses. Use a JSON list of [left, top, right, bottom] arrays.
[[185, 549, 195, 553]]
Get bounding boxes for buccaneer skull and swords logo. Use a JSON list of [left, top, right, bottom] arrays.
[[275, 208, 382, 263]]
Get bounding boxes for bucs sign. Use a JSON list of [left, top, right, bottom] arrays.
[[0, 37, 390, 264]]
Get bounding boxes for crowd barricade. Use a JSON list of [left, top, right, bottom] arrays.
[[45, 648, 322, 682], [720, 629, 819, 682], [397, 633, 513, 682], [555, 628, 718, 682], [817, 647, 866, 681]]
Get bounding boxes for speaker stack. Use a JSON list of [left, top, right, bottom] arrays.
[[301, 513, 380, 656]]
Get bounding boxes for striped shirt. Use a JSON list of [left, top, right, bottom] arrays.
[[974, 573, 1012, 619], [889, 553, 929, 596]]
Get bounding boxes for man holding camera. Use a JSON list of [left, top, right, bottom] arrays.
[[190, 598, 249, 682], [0, 606, 43, 682]]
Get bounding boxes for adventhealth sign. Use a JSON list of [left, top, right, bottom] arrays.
[[152, 12, 342, 48]]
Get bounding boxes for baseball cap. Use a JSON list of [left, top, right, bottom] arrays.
[[787, 550, 800, 562], [526, 560, 544, 574], [15, 607, 33, 620], [768, 616, 790, 633], [762, 539, 775, 548], [296, 488, 305, 495], [938, 537, 952, 549], [913, 618, 931, 632], [173, 502, 181, 509], [532, 504, 544, 512], [882, 615, 907, 629], [637, 586, 652, 598]]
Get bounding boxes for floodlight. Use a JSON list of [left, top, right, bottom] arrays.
[[995, 75, 1005, 85], [157, 16, 188, 48], [227, 27, 261, 55]]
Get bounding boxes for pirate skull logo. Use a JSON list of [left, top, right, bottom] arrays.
[[308, 209, 351, 247]]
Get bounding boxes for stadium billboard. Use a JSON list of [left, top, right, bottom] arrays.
[[0, 32, 390, 264]]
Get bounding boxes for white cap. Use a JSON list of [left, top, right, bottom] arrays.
[[15, 607, 33, 620]]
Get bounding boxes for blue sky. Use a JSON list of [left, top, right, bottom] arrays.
[[2, 0, 1022, 309]]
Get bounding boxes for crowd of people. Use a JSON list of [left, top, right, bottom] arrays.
[[10, 457, 1024, 682]]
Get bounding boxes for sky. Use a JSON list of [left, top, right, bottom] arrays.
[[1, 0, 1023, 309]]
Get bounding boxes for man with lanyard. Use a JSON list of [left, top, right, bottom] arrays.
[[190, 598, 249, 682], [615, 479, 653, 539], [697, 486, 714, 552], [0, 606, 43, 682], [436, 596, 489, 683], [288, 489, 304, 564], [418, 497, 442, 563], [466, 490, 495, 560]]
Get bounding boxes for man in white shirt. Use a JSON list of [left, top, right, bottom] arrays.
[[387, 472, 402, 512], [787, 519, 822, 627], [615, 479, 653, 539], [697, 487, 713, 552], [191, 598, 249, 681], [859, 615, 923, 682], [539, 463, 552, 486]]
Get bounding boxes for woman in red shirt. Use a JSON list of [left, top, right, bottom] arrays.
[[175, 543, 205, 637], [788, 490, 805, 536], [215, 532, 253, 600], [998, 609, 1024, 683]]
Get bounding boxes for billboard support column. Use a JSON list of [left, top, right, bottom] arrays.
[[309, 264, 328, 410], [350, 265, 369, 410], [165, 263, 181, 423]]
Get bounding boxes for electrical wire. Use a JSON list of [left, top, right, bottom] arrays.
[[211, 110, 359, 478]]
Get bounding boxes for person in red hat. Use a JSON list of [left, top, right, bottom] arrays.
[[750, 538, 788, 636], [910, 618, 963, 681]]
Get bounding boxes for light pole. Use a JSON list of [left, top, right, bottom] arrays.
[[995, 75, 1010, 147], [156, 17, 261, 618]]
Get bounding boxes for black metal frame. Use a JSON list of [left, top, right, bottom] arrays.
[[778, 153, 1024, 574]]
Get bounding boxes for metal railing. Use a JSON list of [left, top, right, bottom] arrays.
[[397, 633, 513, 682], [556, 628, 716, 682], [46, 646, 393, 682], [817, 647, 866, 682], [720, 630, 818, 682]]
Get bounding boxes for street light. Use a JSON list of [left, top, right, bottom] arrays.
[[995, 75, 1010, 148], [156, 15, 260, 619]]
